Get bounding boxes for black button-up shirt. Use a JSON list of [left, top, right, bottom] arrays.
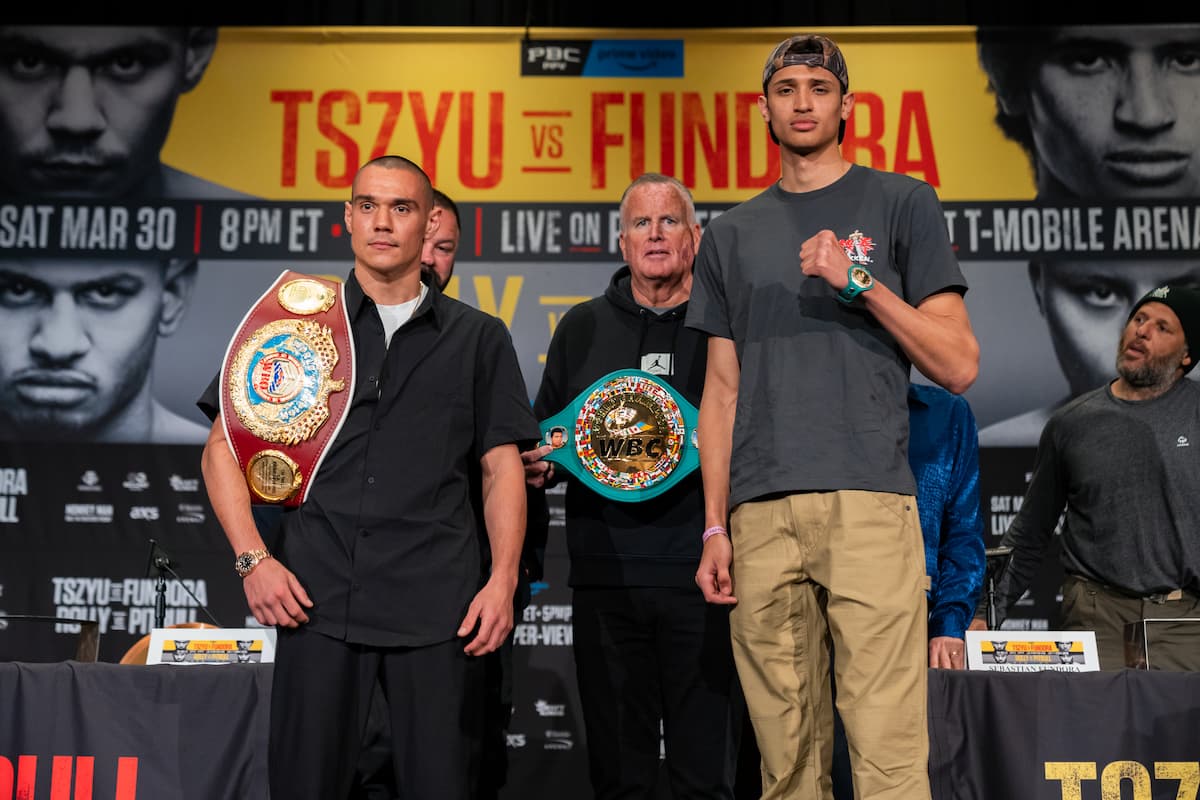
[[200, 270, 539, 646]]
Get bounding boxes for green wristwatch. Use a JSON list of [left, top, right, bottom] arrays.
[[836, 266, 874, 304]]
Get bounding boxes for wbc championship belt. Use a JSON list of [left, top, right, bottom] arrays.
[[538, 369, 699, 502], [219, 270, 353, 507]]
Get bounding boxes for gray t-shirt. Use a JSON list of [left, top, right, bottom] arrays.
[[686, 166, 966, 507], [993, 379, 1200, 615]]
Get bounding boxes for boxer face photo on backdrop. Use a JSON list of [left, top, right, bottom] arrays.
[[978, 24, 1200, 201], [0, 256, 205, 444], [0, 25, 218, 198]]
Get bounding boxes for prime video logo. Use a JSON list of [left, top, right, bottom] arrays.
[[521, 40, 683, 78]]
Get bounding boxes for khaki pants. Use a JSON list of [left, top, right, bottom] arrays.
[[730, 490, 930, 800]]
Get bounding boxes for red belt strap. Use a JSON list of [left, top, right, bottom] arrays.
[[218, 270, 353, 507]]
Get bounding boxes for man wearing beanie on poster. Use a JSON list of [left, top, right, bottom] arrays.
[[687, 33, 978, 800], [973, 284, 1200, 671]]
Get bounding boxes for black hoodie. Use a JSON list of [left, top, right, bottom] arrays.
[[532, 265, 708, 588]]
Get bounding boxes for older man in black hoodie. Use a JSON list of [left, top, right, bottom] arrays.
[[524, 173, 746, 799]]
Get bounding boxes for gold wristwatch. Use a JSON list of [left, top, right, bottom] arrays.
[[235, 548, 272, 578]]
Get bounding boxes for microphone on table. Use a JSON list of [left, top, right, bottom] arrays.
[[146, 539, 223, 629]]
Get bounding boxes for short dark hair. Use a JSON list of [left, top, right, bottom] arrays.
[[351, 155, 432, 204]]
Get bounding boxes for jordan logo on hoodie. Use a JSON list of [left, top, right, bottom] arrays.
[[641, 353, 673, 376]]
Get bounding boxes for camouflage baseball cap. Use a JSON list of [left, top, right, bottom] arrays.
[[762, 34, 849, 93]]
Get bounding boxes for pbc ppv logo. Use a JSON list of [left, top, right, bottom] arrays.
[[521, 40, 587, 75]]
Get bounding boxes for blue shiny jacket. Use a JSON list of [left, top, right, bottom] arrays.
[[908, 383, 986, 640]]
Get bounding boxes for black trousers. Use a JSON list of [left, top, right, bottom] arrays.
[[572, 586, 745, 800], [270, 626, 483, 800], [353, 636, 512, 800]]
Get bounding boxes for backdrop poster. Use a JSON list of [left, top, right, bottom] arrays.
[[1, 24, 1197, 796]]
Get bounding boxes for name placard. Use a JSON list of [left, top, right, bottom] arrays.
[[965, 630, 1099, 672], [146, 627, 277, 665]]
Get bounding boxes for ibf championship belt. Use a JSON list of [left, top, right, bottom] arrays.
[[219, 270, 353, 507], [539, 369, 699, 502]]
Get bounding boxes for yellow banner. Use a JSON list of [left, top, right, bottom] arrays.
[[164, 26, 1032, 203]]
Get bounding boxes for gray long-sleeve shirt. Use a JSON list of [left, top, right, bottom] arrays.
[[991, 379, 1200, 623]]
